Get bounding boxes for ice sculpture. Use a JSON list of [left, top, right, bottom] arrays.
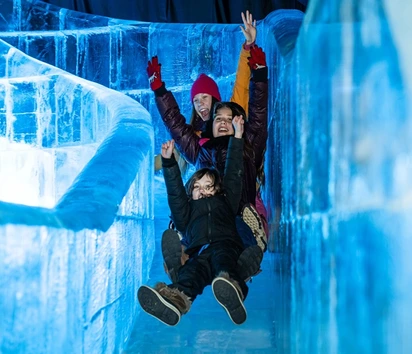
[[0, 35, 155, 353]]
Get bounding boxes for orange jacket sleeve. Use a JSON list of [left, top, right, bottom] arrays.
[[230, 45, 251, 114]]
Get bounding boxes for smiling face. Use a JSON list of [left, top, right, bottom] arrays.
[[193, 93, 213, 121], [212, 107, 234, 137], [191, 174, 216, 200]]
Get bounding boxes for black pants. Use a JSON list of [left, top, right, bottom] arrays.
[[169, 240, 248, 302]]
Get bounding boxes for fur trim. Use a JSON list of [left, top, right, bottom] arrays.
[[155, 282, 192, 314], [167, 287, 192, 313], [217, 271, 230, 280], [154, 282, 168, 291], [169, 286, 191, 300]]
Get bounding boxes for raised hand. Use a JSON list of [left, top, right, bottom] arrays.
[[240, 10, 257, 45], [248, 45, 266, 70], [147, 56, 162, 91], [161, 139, 175, 159], [232, 115, 244, 138]]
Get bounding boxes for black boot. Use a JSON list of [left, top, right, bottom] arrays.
[[161, 229, 183, 283], [137, 282, 191, 326], [237, 245, 263, 282], [212, 272, 247, 325]]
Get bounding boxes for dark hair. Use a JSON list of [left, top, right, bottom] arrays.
[[212, 101, 246, 120], [200, 101, 245, 138], [256, 147, 266, 187], [185, 168, 222, 198], [211, 101, 266, 186]]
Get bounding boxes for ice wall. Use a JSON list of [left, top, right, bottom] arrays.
[[263, 3, 412, 354], [0, 37, 155, 353], [0, 0, 251, 153]]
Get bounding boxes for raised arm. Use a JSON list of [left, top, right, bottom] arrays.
[[155, 148, 189, 175], [161, 140, 191, 233], [230, 11, 256, 113], [244, 45, 268, 169], [223, 116, 245, 214], [147, 56, 201, 165]]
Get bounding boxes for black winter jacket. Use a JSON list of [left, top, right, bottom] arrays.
[[155, 68, 268, 211], [162, 137, 245, 256]]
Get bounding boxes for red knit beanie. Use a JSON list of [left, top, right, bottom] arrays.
[[190, 74, 221, 102]]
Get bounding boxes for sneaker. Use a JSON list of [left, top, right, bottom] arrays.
[[161, 229, 183, 283], [137, 282, 191, 326], [212, 272, 247, 325], [241, 204, 268, 252], [137, 286, 181, 326], [237, 245, 263, 282]]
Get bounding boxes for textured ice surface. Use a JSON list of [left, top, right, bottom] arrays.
[[0, 0, 249, 152], [0, 220, 154, 354], [0, 32, 155, 354], [263, 3, 412, 354]]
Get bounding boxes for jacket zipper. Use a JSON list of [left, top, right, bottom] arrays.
[[207, 200, 212, 242]]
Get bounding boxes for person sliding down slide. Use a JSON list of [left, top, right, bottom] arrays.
[[147, 11, 269, 282], [138, 115, 262, 326], [152, 45, 270, 284]]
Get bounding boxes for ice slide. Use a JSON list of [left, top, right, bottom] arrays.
[[1, 0, 412, 353]]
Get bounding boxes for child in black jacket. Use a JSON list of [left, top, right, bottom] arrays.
[[138, 115, 252, 326]]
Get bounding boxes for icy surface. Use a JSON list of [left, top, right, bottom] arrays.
[[0, 34, 155, 353], [1, 0, 412, 353], [263, 4, 412, 354], [0, 220, 154, 354]]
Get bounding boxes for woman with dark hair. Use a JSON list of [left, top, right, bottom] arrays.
[[157, 44, 269, 284], [152, 10, 257, 171], [138, 117, 262, 327]]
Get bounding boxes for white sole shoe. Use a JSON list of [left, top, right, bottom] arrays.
[[212, 277, 247, 325], [137, 285, 181, 326]]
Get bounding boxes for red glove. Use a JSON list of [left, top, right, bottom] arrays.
[[248, 45, 266, 70], [147, 56, 162, 91]]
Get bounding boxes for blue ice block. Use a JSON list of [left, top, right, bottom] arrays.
[[0, 37, 155, 353]]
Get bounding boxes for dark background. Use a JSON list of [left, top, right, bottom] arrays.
[[41, 0, 308, 23]]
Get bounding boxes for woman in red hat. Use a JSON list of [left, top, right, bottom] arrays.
[[148, 12, 269, 282], [151, 10, 256, 171]]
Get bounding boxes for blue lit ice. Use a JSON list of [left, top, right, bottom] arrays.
[[0, 20, 155, 352], [1, 0, 412, 353]]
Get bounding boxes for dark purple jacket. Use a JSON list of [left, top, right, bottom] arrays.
[[155, 70, 268, 211]]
